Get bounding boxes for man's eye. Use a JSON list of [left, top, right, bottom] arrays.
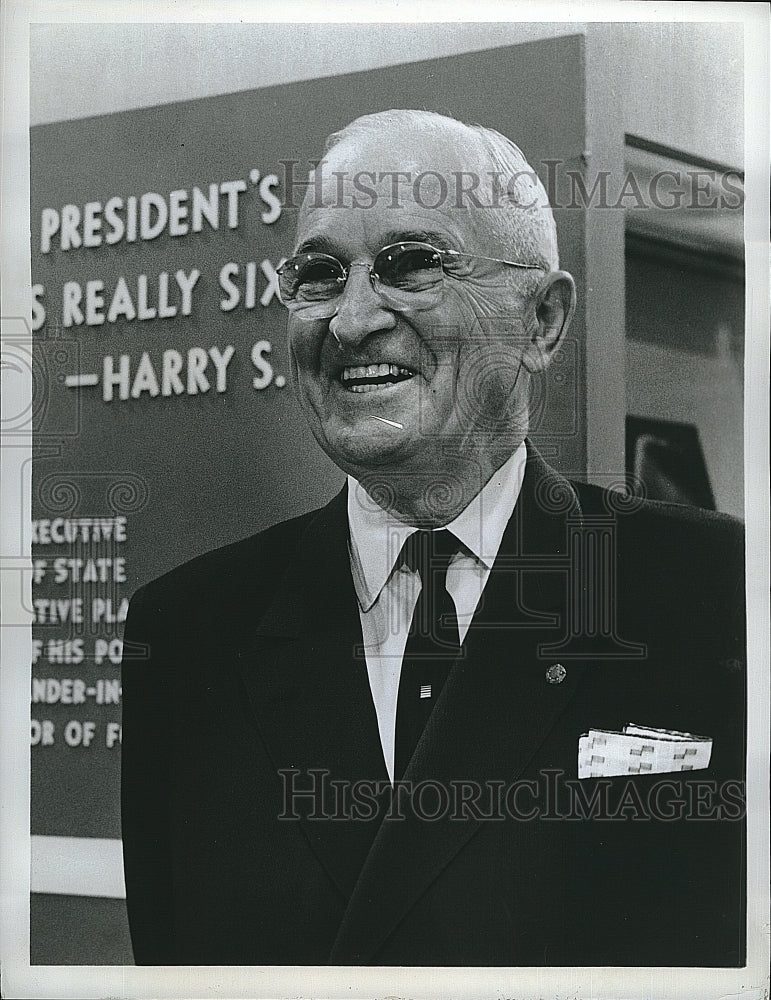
[[381, 247, 443, 290], [298, 261, 341, 284], [399, 248, 439, 271]]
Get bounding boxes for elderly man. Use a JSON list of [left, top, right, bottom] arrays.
[[121, 110, 746, 967]]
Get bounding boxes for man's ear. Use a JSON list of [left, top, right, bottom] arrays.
[[522, 270, 576, 373]]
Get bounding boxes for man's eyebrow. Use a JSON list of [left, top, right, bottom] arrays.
[[380, 230, 456, 253], [294, 230, 458, 257], [295, 235, 340, 256]]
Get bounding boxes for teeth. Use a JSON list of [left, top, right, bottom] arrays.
[[341, 364, 414, 381]]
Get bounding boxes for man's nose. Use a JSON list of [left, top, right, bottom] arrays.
[[329, 265, 397, 345]]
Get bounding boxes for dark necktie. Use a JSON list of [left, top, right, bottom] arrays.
[[394, 529, 461, 781]]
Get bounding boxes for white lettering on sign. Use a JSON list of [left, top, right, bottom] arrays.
[[64, 720, 96, 747], [31, 720, 56, 746], [39, 172, 283, 253], [63, 343, 287, 401], [32, 283, 46, 331], [31, 677, 121, 705], [94, 639, 123, 665], [91, 598, 129, 624], [218, 259, 285, 311], [32, 598, 84, 625], [44, 640, 85, 666], [62, 269, 201, 327], [31, 517, 127, 545], [30, 720, 125, 749], [51, 558, 126, 583], [102, 345, 235, 401], [251, 340, 274, 390]]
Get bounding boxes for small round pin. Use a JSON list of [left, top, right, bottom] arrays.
[[546, 663, 567, 685]]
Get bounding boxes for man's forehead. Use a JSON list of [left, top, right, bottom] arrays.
[[295, 184, 481, 256], [317, 124, 484, 177], [295, 127, 496, 249]]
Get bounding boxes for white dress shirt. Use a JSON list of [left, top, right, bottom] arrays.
[[347, 442, 527, 781]]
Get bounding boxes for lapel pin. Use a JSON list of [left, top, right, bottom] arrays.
[[546, 663, 567, 685], [420, 684, 432, 699]]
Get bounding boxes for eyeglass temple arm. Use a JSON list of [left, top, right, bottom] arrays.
[[442, 249, 544, 271]]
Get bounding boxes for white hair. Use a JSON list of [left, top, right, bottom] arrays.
[[322, 109, 559, 272]]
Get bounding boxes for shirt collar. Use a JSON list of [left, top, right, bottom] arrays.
[[347, 442, 527, 612]]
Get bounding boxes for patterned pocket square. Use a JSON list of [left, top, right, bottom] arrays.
[[578, 723, 713, 778]]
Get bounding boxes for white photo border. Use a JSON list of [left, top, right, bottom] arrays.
[[2, 2, 768, 997]]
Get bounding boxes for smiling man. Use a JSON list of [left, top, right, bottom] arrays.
[[121, 110, 746, 967]]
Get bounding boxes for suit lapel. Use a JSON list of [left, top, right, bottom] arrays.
[[330, 446, 590, 963], [235, 487, 390, 900]]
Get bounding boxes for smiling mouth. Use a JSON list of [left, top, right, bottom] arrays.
[[338, 363, 416, 393]]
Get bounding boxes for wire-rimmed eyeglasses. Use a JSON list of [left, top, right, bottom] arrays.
[[276, 241, 544, 321]]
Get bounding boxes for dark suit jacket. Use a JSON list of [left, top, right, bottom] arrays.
[[121, 445, 746, 966]]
